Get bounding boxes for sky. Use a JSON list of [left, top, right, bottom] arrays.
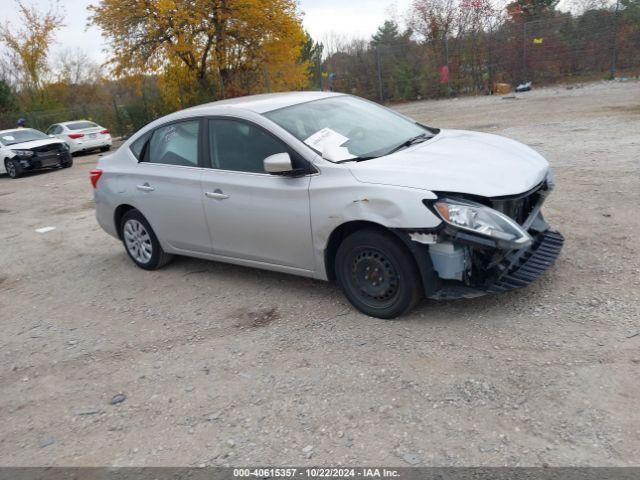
[[0, 0, 414, 65]]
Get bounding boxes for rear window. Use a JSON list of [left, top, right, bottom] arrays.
[[67, 121, 98, 130], [130, 132, 151, 160]]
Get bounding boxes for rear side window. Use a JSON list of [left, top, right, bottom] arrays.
[[67, 121, 98, 130], [130, 132, 151, 160], [209, 119, 289, 173], [146, 120, 199, 167]]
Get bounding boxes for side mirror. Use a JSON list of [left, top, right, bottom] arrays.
[[264, 152, 294, 174]]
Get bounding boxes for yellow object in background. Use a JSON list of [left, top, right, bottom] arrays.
[[494, 83, 511, 95], [533, 38, 544, 44]]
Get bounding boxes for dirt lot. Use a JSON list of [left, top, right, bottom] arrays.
[[1, 81, 639, 467]]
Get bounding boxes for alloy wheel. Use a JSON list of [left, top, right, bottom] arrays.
[[123, 219, 153, 264], [7, 161, 16, 178]]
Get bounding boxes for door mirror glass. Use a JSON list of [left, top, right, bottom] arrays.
[[264, 152, 293, 174]]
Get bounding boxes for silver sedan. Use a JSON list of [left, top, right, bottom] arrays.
[[92, 92, 562, 318]]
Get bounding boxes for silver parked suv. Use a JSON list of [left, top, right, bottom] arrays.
[[93, 92, 563, 318]]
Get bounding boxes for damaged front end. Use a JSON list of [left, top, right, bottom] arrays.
[[404, 175, 564, 299]]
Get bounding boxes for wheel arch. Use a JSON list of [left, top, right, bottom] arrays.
[[324, 220, 440, 296], [114, 204, 136, 239], [324, 221, 407, 281]]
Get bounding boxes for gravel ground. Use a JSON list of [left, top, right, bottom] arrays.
[[1, 80, 639, 467]]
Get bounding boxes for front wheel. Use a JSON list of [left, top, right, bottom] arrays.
[[5, 159, 22, 179], [121, 210, 173, 270], [100, 146, 111, 152], [335, 229, 423, 319], [61, 157, 73, 168]]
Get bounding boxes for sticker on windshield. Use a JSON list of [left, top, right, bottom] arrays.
[[2, 135, 15, 141], [304, 128, 356, 161]]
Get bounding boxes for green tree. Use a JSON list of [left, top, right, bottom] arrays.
[[506, 0, 560, 21], [299, 31, 324, 89], [0, 78, 16, 112], [371, 20, 404, 46]]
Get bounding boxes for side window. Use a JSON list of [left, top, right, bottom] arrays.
[[209, 119, 290, 173], [130, 131, 151, 161], [46, 125, 56, 135], [55, 125, 63, 134], [146, 121, 200, 167]]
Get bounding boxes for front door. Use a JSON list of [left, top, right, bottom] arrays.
[[200, 118, 314, 270]]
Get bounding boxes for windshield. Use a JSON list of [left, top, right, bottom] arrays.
[[264, 96, 434, 161], [0, 129, 48, 146]]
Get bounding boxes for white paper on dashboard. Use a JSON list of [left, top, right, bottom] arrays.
[[304, 128, 356, 161]]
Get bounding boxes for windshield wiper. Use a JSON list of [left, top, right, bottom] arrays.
[[384, 133, 431, 156], [336, 155, 378, 163], [334, 132, 432, 164]]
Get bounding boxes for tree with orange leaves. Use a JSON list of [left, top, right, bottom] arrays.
[[89, 0, 310, 105]]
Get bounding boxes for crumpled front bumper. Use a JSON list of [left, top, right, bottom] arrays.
[[484, 229, 564, 293], [424, 227, 564, 300]]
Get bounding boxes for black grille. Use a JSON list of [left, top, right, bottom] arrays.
[[490, 184, 544, 225], [485, 230, 564, 293], [32, 143, 64, 153]]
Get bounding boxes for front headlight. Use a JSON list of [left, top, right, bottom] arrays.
[[434, 198, 532, 248], [12, 150, 34, 157]]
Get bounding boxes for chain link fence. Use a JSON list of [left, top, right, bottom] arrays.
[[325, 11, 639, 103]]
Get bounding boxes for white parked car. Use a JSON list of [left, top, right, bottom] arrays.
[[92, 92, 563, 319], [1, 128, 72, 178], [46, 120, 112, 154]]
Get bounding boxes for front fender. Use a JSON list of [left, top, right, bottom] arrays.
[[309, 164, 441, 279]]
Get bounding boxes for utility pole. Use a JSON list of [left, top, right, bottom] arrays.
[[522, 21, 528, 82], [375, 46, 384, 103], [444, 34, 451, 96], [610, 0, 620, 79]]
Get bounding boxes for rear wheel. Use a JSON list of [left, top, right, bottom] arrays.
[[121, 210, 173, 270], [61, 157, 73, 168], [335, 229, 423, 319], [5, 159, 22, 179], [100, 146, 111, 152]]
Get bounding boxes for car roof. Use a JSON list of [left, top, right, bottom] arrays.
[[184, 91, 344, 115], [59, 120, 99, 126]]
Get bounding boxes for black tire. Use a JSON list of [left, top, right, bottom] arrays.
[[61, 157, 73, 168], [100, 146, 111, 152], [335, 229, 423, 319], [5, 159, 22, 179], [120, 209, 173, 270]]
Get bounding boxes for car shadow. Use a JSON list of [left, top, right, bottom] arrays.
[[0, 166, 67, 180], [112, 252, 534, 323]]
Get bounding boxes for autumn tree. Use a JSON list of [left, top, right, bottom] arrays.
[[89, 0, 310, 106], [0, 1, 64, 104]]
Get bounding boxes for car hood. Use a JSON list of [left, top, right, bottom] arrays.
[[7, 139, 65, 150], [347, 129, 549, 197]]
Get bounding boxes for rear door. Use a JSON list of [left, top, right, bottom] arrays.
[[200, 117, 314, 270], [128, 119, 212, 254]]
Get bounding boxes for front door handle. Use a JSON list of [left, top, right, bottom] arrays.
[[205, 189, 230, 200], [136, 183, 155, 192]]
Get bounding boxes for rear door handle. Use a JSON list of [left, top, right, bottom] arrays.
[[136, 183, 155, 192], [205, 189, 230, 200]]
